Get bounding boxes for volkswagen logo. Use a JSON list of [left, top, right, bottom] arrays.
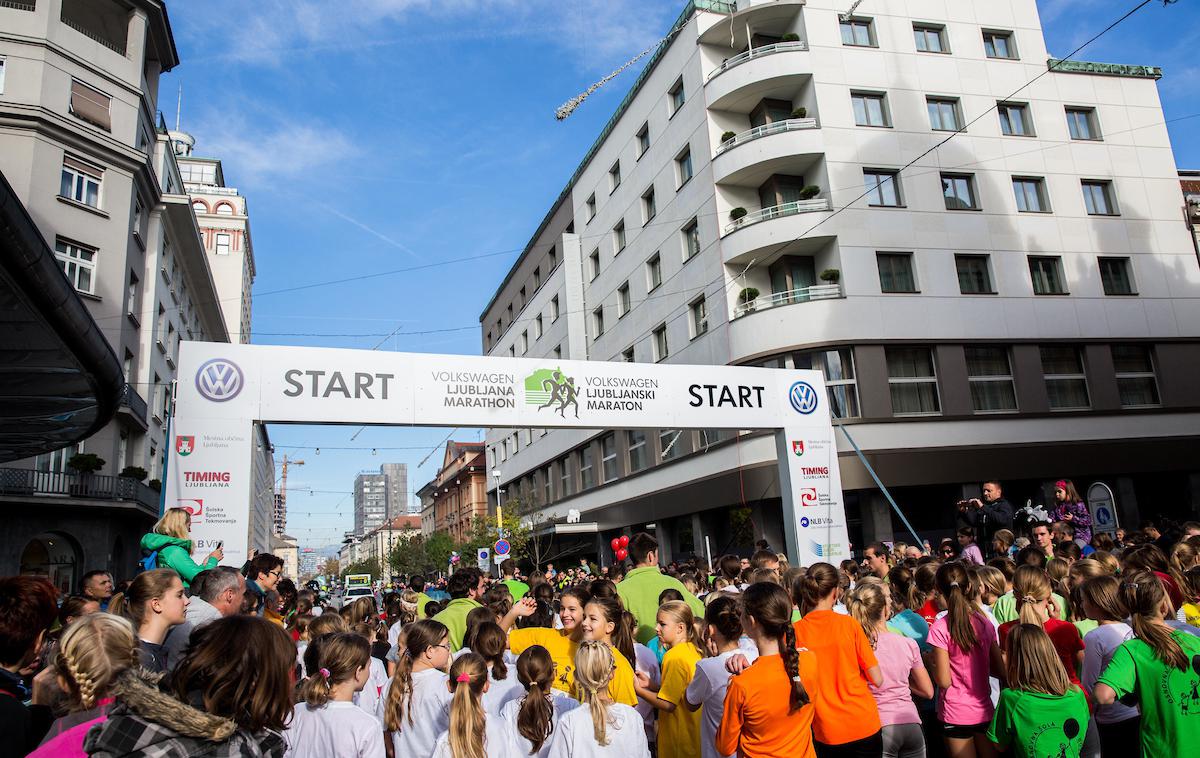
[[195, 358, 244, 402], [789, 381, 819, 414]]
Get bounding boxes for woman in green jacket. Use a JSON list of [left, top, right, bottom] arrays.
[[139, 507, 223, 588]]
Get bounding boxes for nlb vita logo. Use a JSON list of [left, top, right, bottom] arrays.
[[196, 358, 243, 402], [789, 381, 819, 414], [524, 367, 579, 418]]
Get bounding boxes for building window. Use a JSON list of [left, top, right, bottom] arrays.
[[579, 446, 595, 490], [534, 313, 543, 338], [520, 331, 528, 354], [983, 30, 1017, 59], [586, 194, 596, 222], [1112, 345, 1159, 407], [676, 146, 693, 187], [507, 345, 515, 357], [646, 253, 662, 291], [1028, 256, 1067, 295], [668, 77, 685, 115], [54, 239, 97, 294], [851, 92, 890, 127], [519, 286, 526, 308], [608, 161, 621, 193], [681, 219, 700, 261], [613, 220, 626, 253], [1099, 257, 1136, 295], [877, 252, 917, 293], [0, 57, 5, 94], [559, 456, 573, 496], [913, 23, 948, 53], [191, 199, 207, 213], [1066, 107, 1100, 140], [1082, 180, 1118, 215], [60, 156, 102, 207], [652, 323, 668, 361], [549, 247, 558, 270], [551, 295, 560, 321], [927, 97, 963, 131], [660, 429, 682, 460], [689, 296, 708, 338], [1041, 346, 1090, 409], [617, 282, 631, 318], [1013, 177, 1049, 212], [636, 123, 650, 157], [553, 344, 562, 359], [621, 346, 635, 363], [127, 271, 139, 316], [533, 267, 541, 290], [133, 199, 143, 238], [542, 465, 553, 503], [588, 248, 601, 281], [627, 430, 647, 472], [840, 17, 875, 47], [795, 349, 859, 418], [69, 79, 111, 130], [601, 434, 618, 483], [942, 173, 978, 210], [998, 102, 1034, 136], [966, 347, 1017, 413], [215, 202, 234, 215], [864, 170, 902, 207], [956, 254, 995, 294], [215, 233, 231, 255], [886, 347, 941, 415], [592, 307, 605, 339], [641, 187, 656, 224]]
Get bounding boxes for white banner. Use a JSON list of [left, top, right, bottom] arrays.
[[171, 342, 848, 566]]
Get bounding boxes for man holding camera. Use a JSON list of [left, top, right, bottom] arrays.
[[956, 480, 1013, 551]]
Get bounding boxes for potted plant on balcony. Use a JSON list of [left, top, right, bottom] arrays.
[[737, 287, 760, 313], [791, 106, 808, 119], [67, 453, 105, 496], [119, 465, 148, 482], [721, 130, 737, 144], [781, 33, 801, 42], [148, 479, 162, 492], [729, 207, 748, 226], [799, 185, 821, 201], [820, 268, 841, 284]]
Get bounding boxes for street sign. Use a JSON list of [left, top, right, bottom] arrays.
[[1086, 482, 1119, 535], [494, 538, 511, 557], [477, 547, 490, 571]]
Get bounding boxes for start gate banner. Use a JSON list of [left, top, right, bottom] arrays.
[[171, 342, 850, 567]]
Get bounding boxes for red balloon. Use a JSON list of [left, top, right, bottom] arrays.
[[619, 535, 629, 548], [610, 538, 622, 552], [615, 548, 629, 561]]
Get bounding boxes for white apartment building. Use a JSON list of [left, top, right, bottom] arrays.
[[0, 0, 273, 582], [481, 0, 1200, 563]]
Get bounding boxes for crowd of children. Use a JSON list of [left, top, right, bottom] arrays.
[[3, 519, 1200, 758]]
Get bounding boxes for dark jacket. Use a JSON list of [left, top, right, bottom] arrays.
[[957, 497, 1014, 544], [0, 668, 52, 758], [82, 669, 284, 758]]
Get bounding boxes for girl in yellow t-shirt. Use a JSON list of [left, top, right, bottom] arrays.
[[505, 586, 590, 696], [579, 595, 640, 707], [635, 600, 703, 758]]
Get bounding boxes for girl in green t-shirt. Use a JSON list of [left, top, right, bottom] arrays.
[[987, 623, 1090, 758], [1094, 570, 1200, 758]]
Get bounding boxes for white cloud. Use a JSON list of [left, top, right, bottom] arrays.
[[192, 117, 356, 186]]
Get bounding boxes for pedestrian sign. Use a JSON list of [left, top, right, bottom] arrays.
[[494, 539, 511, 557], [477, 547, 490, 571]]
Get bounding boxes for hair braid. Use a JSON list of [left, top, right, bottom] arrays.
[[61, 648, 97, 709], [781, 624, 809, 712]]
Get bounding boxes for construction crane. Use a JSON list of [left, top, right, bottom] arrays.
[[276, 455, 304, 535]]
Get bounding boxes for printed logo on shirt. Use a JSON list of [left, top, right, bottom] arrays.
[[1028, 717, 1083, 757], [1164, 654, 1200, 715]]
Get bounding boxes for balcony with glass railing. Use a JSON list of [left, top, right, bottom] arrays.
[[715, 118, 819, 156], [724, 198, 831, 235], [707, 41, 809, 83], [733, 283, 844, 319]]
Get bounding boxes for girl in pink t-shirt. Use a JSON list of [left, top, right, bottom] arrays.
[[927, 563, 1005, 758], [847, 579, 934, 758]]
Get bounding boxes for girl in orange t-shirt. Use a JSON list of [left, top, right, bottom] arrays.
[[792, 562, 884, 757], [716, 582, 818, 758]]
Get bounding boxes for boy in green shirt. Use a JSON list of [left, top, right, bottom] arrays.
[[499, 559, 529, 600]]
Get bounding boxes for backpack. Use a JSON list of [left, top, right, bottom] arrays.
[[140, 550, 159, 572]]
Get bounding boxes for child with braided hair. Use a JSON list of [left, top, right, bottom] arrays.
[[286, 631, 384, 757], [546, 641, 650, 756], [29, 613, 137, 758]]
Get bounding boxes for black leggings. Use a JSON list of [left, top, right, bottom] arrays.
[[1096, 717, 1141, 757], [816, 731, 884, 758]]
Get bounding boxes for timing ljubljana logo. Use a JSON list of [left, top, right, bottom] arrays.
[[789, 381, 819, 414], [175, 436, 195, 456], [196, 358, 243, 402]]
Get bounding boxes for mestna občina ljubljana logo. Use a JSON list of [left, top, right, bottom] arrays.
[[789, 381, 819, 414], [195, 358, 244, 402]]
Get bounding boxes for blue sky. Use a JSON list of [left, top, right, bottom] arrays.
[[166, 0, 1200, 548]]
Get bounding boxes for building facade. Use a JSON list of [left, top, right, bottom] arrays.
[[481, 0, 1200, 564], [353, 463, 408, 536], [356, 515, 421, 581], [421, 442, 488, 542], [381, 462, 410, 515]]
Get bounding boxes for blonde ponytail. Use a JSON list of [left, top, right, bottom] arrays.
[[574, 640, 617, 746], [1012, 565, 1052, 627], [447, 654, 487, 758]]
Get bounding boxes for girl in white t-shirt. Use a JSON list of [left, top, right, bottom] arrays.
[[431, 653, 519, 758], [285, 632, 385, 758], [378, 619, 453, 758], [500, 645, 580, 758], [546, 640, 650, 758], [473, 621, 524, 715], [350, 622, 391, 719], [684, 595, 757, 758], [1079, 575, 1139, 754]]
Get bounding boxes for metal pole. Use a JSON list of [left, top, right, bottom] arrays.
[[837, 425, 922, 546], [704, 534, 712, 573]]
